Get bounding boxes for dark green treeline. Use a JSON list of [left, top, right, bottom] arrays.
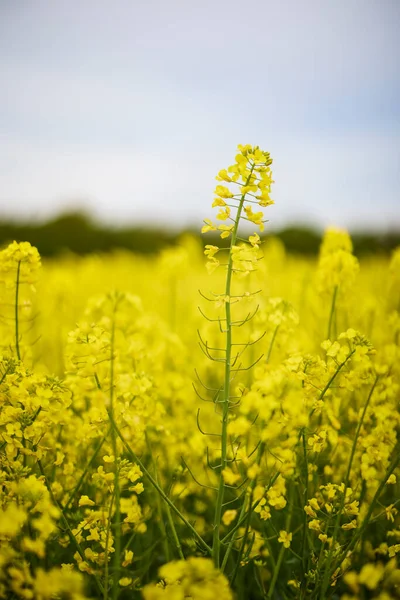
[[0, 213, 399, 257]]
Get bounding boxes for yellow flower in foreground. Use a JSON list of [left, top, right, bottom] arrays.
[[0, 503, 27, 537], [212, 197, 227, 207], [249, 233, 261, 248], [216, 169, 232, 182], [0, 240, 41, 280], [103, 454, 115, 463], [222, 510, 237, 526], [214, 184, 234, 199], [309, 519, 321, 531], [201, 219, 216, 234], [385, 504, 398, 522], [304, 505, 317, 518], [122, 549, 134, 567], [222, 468, 240, 485], [218, 224, 234, 238], [247, 463, 261, 479], [142, 557, 233, 600], [342, 520, 357, 530], [78, 495, 95, 507], [388, 544, 400, 557], [33, 567, 85, 599], [206, 258, 220, 274], [244, 206, 264, 231], [358, 563, 385, 590], [204, 245, 219, 258], [345, 500, 360, 516], [217, 207, 231, 221], [278, 530, 292, 548]]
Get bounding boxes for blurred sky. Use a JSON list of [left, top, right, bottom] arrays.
[[0, 0, 399, 231]]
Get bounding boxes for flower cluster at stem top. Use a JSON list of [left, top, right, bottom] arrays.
[[202, 144, 274, 275]]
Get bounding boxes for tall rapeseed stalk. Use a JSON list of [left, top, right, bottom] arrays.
[[200, 144, 274, 566]]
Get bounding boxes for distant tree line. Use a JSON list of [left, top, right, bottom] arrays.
[[0, 212, 399, 257]]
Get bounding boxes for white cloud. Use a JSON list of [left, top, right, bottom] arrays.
[[0, 0, 398, 230], [0, 130, 398, 231]]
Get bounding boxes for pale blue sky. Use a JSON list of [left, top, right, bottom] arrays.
[[0, 0, 399, 231]]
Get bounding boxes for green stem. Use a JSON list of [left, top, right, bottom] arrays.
[[63, 427, 110, 513], [267, 492, 293, 599], [220, 472, 280, 546], [344, 376, 379, 487], [320, 376, 380, 598], [0, 364, 11, 386], [38, 460, 104, 597], [107, 410, 211, 554], [348, 447, 400, 553], [266, 325, 279, 364], [228, 441, 266, 583], [310, 350, 355, 419], [104, 490, 116, 600], [322, 447, 400, 600], [327, 286, 338, 340], [220, 493, 247, 574], [15, 261, 21, 360], [320, 350, 355, 401], [254, 562, 268, 599], [212, 167, 254, 567], [145, 433, 170, 562], [300, 429, 312, 583], [166, 504, 185, 560], [109, 312, 120, 600], [170, 276, 177, 332]]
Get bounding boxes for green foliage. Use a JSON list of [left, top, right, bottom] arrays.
[[0, 212, 398, 257]]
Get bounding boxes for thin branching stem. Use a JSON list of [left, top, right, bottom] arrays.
[[104, 490, 116, 600], [327, 285, 338, 340], [228, 441, 266, 583], [212, 166, 255, 567], [107, 410, 212, 554], [38, 460, 104, 597], [267, 489, 294, 599], [15, 260, 21, 360], [63, 427, 111, 513], [109, 307, 121, 600], [145, 433, 170, 562], [320, 375, 379, 598]]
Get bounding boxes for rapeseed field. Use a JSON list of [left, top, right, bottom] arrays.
[[1, 145, 399, 599]]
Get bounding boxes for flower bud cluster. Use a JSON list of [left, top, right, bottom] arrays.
[[202, 144, 274, 276]]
